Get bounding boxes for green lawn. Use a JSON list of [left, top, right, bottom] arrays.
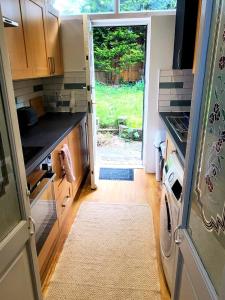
[[95, 81, 144, 129]]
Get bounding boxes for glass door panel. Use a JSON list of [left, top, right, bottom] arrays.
[[0, 89, 21, 242], [187, 0, 225, 295]]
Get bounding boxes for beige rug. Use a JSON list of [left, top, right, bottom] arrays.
[[45, 202, 161, 300]]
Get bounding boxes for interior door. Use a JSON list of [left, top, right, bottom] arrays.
[[173, 1, 225, 299], [83, 15, 97, 190], [0, 12, 42, 300]]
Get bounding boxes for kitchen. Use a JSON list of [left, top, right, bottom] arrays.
[[0, 1, 224, 300]]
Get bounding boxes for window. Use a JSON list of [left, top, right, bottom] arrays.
[[120, 0, 177, 12], [52, 0, 176, 16], [52, 0, 114, 15]]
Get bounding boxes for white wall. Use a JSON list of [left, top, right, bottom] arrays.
[[144, 15, 175, 173], [60, 15, 175, 173], [61, 19, 85, 71]]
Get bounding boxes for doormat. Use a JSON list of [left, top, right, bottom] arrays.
[[99, 168, 134, 181]]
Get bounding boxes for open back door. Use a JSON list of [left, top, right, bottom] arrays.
[[83, 15, 97, 190]]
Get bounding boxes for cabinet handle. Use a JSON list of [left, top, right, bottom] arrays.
[[85, 122, 89, 164], [79, 124, 83, 136], [52, 57, 55, 74], [48, 57, 52, 74], [62, 196, 70, 207], [178, 49, 181, 69]]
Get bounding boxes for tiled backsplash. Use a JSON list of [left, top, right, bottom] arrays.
[[158, 69, 194, 112], [14, 79, 44, 109], [43, 71, 87, 113], [14, 71, 87, 113]]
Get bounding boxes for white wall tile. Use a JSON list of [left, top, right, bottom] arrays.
[[170, 88, 193, 95], [159, 76, 172, 82], [183, 81, 194, 88], [159, 89, 171, 95]]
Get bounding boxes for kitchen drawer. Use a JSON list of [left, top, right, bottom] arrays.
[[56, 179, 72, 226]]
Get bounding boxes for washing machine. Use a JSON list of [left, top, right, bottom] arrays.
[[160, 152, 184, 293]]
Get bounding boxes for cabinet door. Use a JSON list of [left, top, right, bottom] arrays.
[[68, 126, 83, 198], [0, 0, 33, 79], [166, 133, 176, 160], [80, 117, 89, 172], [21, 0, 49, 77], [51, 136, 71, 199], [45, 5, 63, 76]]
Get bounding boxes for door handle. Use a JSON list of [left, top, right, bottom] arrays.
[[174, 225, 182, 245], [28, 216, 36, 236]]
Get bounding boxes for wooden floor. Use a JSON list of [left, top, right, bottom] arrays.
[[42, 169, 170, 300]]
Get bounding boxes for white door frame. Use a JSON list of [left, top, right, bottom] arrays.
[[172, 0, 217, 299], [91, 17, 151, 170], [0, 10, 42, 300]]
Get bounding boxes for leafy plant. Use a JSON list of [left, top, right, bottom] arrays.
[[93, 26, 146, 84], [120, 0, 177, 12], [96, 81, 144, 128]]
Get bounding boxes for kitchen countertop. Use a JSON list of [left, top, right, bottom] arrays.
[[21, 112, 86, 175], [159, 112, 189, 164]]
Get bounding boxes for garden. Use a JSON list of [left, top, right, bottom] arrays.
[[93, 25, 146, 164]]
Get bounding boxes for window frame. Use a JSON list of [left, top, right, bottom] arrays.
[[52, 0, 176, 17]]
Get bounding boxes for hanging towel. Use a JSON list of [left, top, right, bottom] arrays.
[[59, 144, 75, 183]]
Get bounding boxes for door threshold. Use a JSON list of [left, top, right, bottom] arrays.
[[97, 164, 144, 169]]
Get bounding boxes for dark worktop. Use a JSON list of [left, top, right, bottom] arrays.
[[159, 112, 189, 164], [21, 112, 86, 175]]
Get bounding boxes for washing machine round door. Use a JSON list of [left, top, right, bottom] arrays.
[[160, 184, 174, 258]]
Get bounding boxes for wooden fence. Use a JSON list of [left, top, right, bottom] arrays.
[[95, 63, 144, 84]]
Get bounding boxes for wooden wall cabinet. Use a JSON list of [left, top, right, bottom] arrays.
[[21, 0, 49, 78], [45, 4, 63, 76], [0, 0, 33, 79], [0, 0, 63, 80]]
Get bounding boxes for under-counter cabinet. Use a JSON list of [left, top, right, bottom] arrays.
[[51, 136, 73, 227], [79, 117, 89, 172], [68, 126, 83, 198], [27, 116, 89, 283], [0, 0, 63, 80], [165, 133, 177, 160], [51, 118, 88, 228]]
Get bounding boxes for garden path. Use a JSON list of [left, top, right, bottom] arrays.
[[97, 133, 142, 166]]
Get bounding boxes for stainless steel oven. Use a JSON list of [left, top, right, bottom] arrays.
[[28, 157, 58, 256]]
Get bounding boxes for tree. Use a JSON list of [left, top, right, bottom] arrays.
[[93, 26, 146, 84], [120, 0, 177, 11], [81, 0, 113, 13]]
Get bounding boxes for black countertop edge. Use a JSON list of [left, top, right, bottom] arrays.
[[23, 112, 86, 176], [159, 112, 188, 165]]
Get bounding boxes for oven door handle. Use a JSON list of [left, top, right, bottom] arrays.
[[30, 172, 56, 206]]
